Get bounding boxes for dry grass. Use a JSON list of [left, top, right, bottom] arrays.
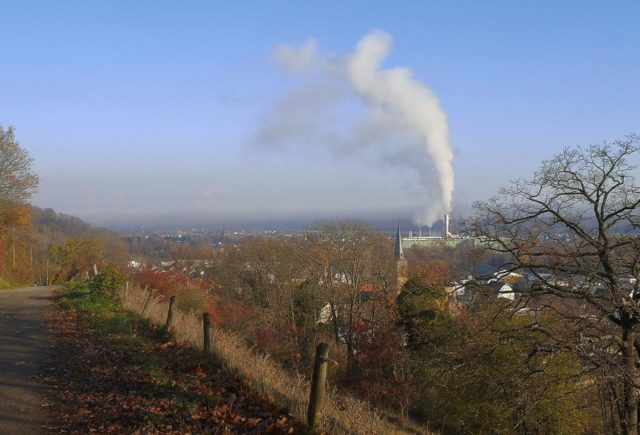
[[122, 287, 429, 434]]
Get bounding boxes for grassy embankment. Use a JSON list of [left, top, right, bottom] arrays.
[[54, 281, 302, 433], [58, 281, 427, 434]]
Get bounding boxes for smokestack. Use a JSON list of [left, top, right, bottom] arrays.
[[444, 214, 452, 239], [395, 224, 404, 260]]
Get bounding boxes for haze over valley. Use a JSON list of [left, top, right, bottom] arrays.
[[3, 2, 637, 230]]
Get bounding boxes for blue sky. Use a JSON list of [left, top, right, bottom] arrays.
[[1, 1, 638, 228]]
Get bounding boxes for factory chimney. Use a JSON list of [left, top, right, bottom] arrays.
[[443, 214, 453, 239], [395, 224, 408, 293], [395, 224, 404, 260]]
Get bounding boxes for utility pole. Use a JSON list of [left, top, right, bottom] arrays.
[[12, 226, 16, 270], [29, 246, 33, 282]]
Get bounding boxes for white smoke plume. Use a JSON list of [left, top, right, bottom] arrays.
[[258, 29, 454, 226]]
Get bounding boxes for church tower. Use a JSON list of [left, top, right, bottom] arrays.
[[395, 224, 408, 293]]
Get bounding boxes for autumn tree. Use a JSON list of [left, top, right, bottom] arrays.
[[210, 222, 403, 383], [398, 276, 449, 349], [302, 221, 399, 379], [413, 302, 597, 433], [210, 236, 311, 366], [50, 238, 106, 282], [470, 135, 640, 434], [0, 126, 39, 278], [0, 126, 39, 206]]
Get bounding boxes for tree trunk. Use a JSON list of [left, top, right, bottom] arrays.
[[622, 326, 638, 435], [329, 300, 340, 344]]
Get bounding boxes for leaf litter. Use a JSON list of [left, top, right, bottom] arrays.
[[38, 301, 304, 434]]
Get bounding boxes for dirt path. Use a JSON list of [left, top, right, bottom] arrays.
[[0, 286, 55, 434]]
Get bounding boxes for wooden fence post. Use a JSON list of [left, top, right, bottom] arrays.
[[307, 342, 329, 429], [164, 296, 176, 330], [141, 288, 153, 317], [203, 312, 213, 354]]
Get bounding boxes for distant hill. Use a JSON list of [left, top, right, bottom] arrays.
[[30, 207, 95, 240], [0, 206, 128, 285]]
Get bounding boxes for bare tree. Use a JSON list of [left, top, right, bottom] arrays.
[[0, 126, 39, 206], [303, 221, 396, 377], [470, 134, 640, 434]]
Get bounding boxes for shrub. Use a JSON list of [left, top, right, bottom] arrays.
[[135, 267, 186, 295], [90, 265, 125, 298], [174, 285, 208, 313]]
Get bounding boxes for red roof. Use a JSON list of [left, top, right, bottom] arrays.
[[359, 283, 378, 292]]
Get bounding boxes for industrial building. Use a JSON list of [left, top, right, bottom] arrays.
[[401, 214, 475, 249]]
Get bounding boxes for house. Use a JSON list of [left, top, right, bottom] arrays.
[[127, 260, 141, 269], [618, 274, 638, 285], [490, 281, 517, 300], [449, 279, 473, 302]]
